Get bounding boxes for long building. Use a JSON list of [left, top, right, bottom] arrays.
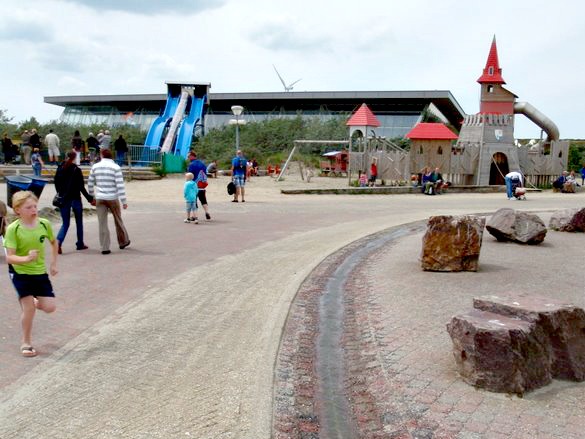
[[44, 89, 465, 140]]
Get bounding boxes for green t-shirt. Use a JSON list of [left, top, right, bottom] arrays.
[[3, 218, 54, 275]]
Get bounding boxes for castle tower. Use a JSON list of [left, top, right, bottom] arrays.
[[454, 36, 520, 185]]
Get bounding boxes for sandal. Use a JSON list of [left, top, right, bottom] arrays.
[[21, 345, 37, 357]]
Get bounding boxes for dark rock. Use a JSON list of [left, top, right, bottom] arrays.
[[474, 293, 585, 380], [485, 208, 547, 244], [447, 309, 552, 394], [420, 215, 485, 272]]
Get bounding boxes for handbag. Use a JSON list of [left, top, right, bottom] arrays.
[[197, 180, 208, 189], [52, 194, 64, 208], [227, 181, 235, 195]]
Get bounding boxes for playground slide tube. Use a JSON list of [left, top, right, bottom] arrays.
[[513, 101, 560, 142], [144, 92, 181, 148], [161, 89, 190, 154], [174, 95, 205, 157]]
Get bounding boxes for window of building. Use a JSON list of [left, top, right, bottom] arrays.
[[487, 85, 494, 93], [488, 66, 494, 75], [438, 146, 443, 155]]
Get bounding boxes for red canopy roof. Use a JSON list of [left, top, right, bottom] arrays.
[[346, 103, 381, 127], [477, 36, 506, 84], [405, 123, 458, 140]]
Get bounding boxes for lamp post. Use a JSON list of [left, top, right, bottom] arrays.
[[230, 105, 245, 151]]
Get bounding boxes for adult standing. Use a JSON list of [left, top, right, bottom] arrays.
[[87, 149, 130, 255], [230, 149, 247, 202], [29, 129, 41, 158], [100, 130, 112, 150], [2, 132, 14, 164], [21, 129, 31, 164], [114, 134, 128, 166], [44, 129, 61, 165], [71, 130, 84, 165], [580, 165, 585, 186], [86, 132, 99, 163], [187, 151, 211, 220], [54, 151, 93, 254]]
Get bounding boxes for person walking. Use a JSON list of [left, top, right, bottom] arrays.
[[114, 134, 128, 166], [183, 172, 199, 223], [54, 151, 93, 254], [4, 191, 58, 357], [87, 149, 130, 255], [100, 130, 112, 150], [187, 151, 211, 220], [44, 129, 61, 165], [231, 150, 248, 202]]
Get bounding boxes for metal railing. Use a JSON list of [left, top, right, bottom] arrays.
[[128, 144, 162, 167]]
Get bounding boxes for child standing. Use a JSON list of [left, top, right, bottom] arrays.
[[4, 191, 58, 357], [183, 172, 199, 224], [31, 147, 44, 177]]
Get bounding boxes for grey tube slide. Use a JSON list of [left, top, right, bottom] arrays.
[[513, 101, 559, 142]]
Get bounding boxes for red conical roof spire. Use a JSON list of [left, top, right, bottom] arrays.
[[477, 36, 505, 84], [346, 103, 381, 127]]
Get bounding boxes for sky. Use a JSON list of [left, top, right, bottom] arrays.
[[1, 0, 584, 139]]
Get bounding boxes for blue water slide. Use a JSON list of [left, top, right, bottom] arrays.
[[173, 94, 206, 157], [144, 91, 181, 149]]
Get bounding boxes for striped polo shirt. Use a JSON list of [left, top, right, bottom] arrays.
[[87, 158, 127, 204]]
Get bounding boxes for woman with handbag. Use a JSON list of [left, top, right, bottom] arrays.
[[54, 151, 93, 254]]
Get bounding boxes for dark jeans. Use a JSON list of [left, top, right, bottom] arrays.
[[57, 199, 85, 249], [116, 151, 126, 166]]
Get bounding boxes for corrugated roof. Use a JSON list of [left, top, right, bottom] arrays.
[[477, 36, 506, 84], [405, 122, 458, 140], [346, 103, 381, 127]]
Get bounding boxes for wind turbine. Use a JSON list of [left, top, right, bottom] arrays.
[[273, 64, 301, 92]]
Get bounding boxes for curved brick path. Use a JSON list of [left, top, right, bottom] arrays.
[[1, 175, 584, 438]]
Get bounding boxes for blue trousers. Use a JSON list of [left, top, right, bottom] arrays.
[[57, 199, 85, 249]]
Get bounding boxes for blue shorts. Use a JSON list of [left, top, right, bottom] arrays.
[[185, 201, 197, 213], [10, 270, 55, 299], [233, 175, 246, 187]]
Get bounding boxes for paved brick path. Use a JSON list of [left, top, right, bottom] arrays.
[[1, 176, 584, 438]]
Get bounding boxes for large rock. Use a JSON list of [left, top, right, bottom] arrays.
[[549, 208, 579, 231], [474, 293, 585, 380], [485, 208, 547, 244], [549, 207, 585, 232], [420, 215, 485, 272], [446, 309, 552, 394]]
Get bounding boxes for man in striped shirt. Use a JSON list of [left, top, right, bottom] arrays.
[[88, 149, 131, 255]]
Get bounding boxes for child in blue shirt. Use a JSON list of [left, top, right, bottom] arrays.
[[183, 172, 199, 223], [31, 147, 44, 177]]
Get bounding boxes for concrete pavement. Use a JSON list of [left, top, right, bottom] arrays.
[[1, 175, 584, 438]]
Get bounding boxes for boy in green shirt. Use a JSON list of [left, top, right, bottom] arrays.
[[4, 191, 58, 357]]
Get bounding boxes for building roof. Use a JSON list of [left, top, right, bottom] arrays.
[[44, 90, 466, 130], [346, 103, 381, 127], [405, 122, 458, 140], [477, 36, 506, 84]]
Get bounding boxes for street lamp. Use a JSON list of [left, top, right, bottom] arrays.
[[230, 105, 246, 151]]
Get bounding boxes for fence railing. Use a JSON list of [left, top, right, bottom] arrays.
[[128, 144, 162, 167]]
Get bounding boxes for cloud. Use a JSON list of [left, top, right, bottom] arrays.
[[59, 0, 226, 15], [0, 16, 53, 42], [250, 22, 331, 52]]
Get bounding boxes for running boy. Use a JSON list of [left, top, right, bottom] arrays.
[[4, 191, 58, 357], [183, 172, 199, 223]]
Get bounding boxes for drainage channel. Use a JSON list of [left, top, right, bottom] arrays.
[[315, 222, 425, 438]]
